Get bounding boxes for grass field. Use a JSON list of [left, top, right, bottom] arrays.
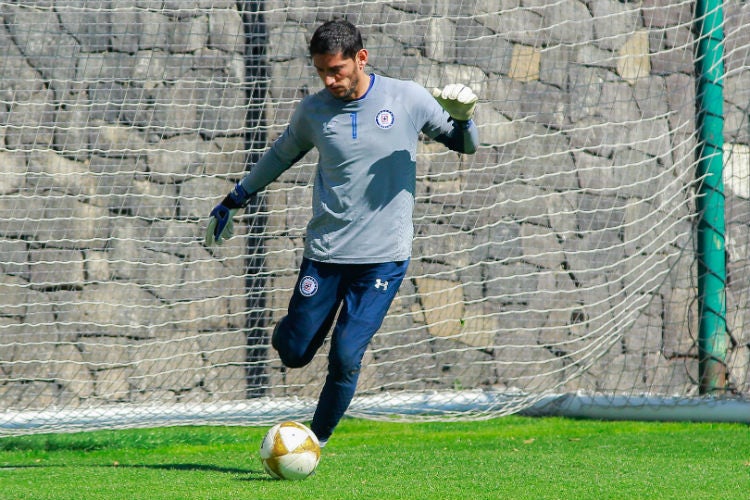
[[0, 416, 748, 500]]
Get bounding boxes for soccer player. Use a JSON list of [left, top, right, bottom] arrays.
[[205, 19, 479, 447]]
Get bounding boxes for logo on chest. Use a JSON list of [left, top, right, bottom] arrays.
[[375, 109, 395, 129], [323, 119, 337, 133]]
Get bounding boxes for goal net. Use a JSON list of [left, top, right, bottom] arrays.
[[0, 0, 748, 435]]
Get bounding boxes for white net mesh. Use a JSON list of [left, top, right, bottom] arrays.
[[0, 0, 748, 435]]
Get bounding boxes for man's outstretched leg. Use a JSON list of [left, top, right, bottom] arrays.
[[310, 260, 409, 444]]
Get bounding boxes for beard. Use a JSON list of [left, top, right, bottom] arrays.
[[330, 73, 360, 100]]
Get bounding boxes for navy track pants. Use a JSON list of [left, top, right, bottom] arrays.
[[272, 257, 409, 441]]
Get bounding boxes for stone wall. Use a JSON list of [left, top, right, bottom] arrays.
[[0, 1, 250, 408], [262, 0, 749, 397], [0, 1, 748, 411]]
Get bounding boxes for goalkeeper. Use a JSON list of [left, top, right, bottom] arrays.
[[205, 19, 479, 447]]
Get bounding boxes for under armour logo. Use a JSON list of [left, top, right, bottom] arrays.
[[374, 279, 389, 291]]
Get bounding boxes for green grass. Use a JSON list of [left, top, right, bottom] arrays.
[[0, 416, 748, 500]]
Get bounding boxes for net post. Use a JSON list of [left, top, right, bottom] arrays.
[[694, 0, 727, 394]]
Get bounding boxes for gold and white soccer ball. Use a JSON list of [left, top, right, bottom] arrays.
[[259, 421, 321, 480]]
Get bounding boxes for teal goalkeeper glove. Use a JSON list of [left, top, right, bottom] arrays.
[[204, 182, 251, 247], [431, 84, 478, 122]]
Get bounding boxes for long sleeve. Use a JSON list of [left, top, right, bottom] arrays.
[[239, 104, 313, 195], [433, 119, 479, 154]]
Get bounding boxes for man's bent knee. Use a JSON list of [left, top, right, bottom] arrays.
[[272, 320, 315, 368]]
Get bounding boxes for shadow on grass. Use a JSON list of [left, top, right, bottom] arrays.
[[0, 462, 274, 481], [141, 463, 274, 481]]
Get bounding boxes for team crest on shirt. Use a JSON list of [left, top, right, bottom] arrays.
[[299, 276, 319, 297], [375, 109, 394, 129]]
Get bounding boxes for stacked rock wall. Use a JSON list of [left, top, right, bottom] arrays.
[[1, 1, 749, 410]]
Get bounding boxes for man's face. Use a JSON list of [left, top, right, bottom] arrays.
[[312, 49, 368, 100]]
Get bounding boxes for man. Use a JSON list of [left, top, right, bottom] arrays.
[[205, 19, 479, 447]]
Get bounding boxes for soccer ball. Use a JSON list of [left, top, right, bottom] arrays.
[[259, 421, 321, 480]]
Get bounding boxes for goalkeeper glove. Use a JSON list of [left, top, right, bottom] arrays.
[[431, 84, 478, 122], [204, 182, 252, 247]]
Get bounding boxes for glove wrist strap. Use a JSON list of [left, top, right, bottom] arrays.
[[221, 182, 252, 209]]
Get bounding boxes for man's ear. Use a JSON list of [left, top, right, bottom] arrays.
[[356, 48, 368, 70]]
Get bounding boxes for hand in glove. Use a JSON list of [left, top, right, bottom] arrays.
[[204, 182, 251, 247], [431, 84, 478, 122]]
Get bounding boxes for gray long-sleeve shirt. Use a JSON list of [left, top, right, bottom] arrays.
[[240, 74, 479, 264]]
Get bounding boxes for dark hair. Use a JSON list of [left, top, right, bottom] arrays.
[[309, 19, 363, 60]]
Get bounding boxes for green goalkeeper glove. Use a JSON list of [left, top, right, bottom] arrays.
[[431, 84, 478, 122], [204, 182, 251, 247], [205, 206, 237, 246]]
